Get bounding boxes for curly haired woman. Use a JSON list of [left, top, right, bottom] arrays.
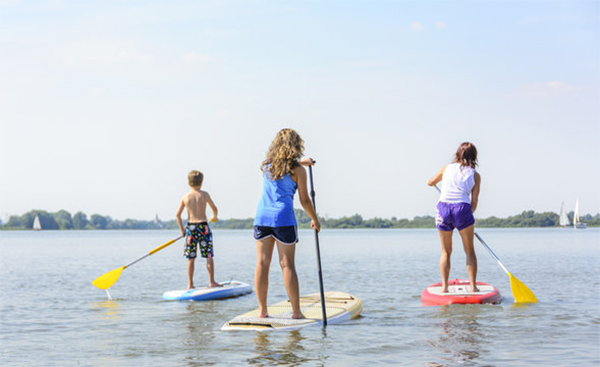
[[253, 128, 321, 319]]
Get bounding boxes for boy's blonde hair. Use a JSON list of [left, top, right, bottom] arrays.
[[188, 170, 204, 187], [262, 128, 304, 180]]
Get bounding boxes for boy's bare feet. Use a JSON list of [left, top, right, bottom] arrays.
[[209, 282, 223, 288]]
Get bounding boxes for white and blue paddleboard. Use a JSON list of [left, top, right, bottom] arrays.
[[163, 280, 252, 301]]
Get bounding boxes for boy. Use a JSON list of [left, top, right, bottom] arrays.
[[176, 170, 220, 289]]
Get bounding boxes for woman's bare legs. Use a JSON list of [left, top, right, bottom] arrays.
[[276, 241, 305, 319], [438, 229, 453, 293], [255, 238, 275, 318], [458, 224, 478, 292]]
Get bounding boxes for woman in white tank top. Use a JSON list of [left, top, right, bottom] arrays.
[[427, 142, 481, 293]]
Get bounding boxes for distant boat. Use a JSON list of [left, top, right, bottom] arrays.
[[33, 215, 42, 231], [559, 202, 570, 227], [573, 200, 587, 229]]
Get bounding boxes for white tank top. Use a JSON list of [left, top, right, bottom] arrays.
[[439, 163, 475, 204]]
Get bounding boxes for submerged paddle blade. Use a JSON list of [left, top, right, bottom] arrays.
[[508, 272, 538, 303], [92, 266, 125, 290]]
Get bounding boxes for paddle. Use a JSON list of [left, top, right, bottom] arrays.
[[92, 235, 184, 290], [308, 162, 328, 326], [433, 185, 538, 303]]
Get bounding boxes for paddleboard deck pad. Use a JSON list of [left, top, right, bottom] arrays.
[[163, 280, 252, 301], [421, 279, 501, 306], [222, 291, 362, 331]]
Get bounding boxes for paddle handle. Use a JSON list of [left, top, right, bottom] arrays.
[[309, 164, 328, 327], [149, 235, 184, 255], [126, 235, 184, 268]]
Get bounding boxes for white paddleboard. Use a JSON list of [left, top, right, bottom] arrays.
[[221, 291, 362, 331], [163, 280, 252, 301]]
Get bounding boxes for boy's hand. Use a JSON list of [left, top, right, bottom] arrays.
[[210, 217, 218, 223]]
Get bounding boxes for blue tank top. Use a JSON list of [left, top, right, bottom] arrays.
[[253, 170, 298, 227]]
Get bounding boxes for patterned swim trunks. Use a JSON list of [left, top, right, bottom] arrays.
[[184, 222, 213, 259]]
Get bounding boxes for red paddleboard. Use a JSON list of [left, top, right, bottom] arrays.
[[421, 279, 501, 306]]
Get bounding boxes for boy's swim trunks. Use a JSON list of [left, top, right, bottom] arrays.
[[184, 222, 213, 259], [435, 202, 475, 231]]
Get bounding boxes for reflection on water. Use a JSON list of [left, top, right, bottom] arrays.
[[248, 329, 328, 367], [93, 299, 121, 320], [427, 306, 486, 367], [180, 302, 220, 366]]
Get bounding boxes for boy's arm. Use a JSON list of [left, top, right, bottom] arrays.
[[427, 165, 446, 186], [471, 172, 481, 213], [207, 194, 218, 222], [175, 199, 186, 235]]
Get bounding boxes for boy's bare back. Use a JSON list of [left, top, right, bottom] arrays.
[[176, 170, 218, 236], [179, 188, 218, 223], [182, 189, 214, 223]]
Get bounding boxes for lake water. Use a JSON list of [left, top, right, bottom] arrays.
[[1, 228, 599, 366]]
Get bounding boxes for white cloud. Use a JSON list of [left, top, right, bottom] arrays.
[[521, 80, 577, 97], [410, 22, 423, 31], [61, 41, 155, 67], [435, 21, 447, 30], [181, 52, 215, 64]]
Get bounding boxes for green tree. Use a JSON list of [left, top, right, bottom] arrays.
[[90, 214, 110, 229], [23, 210, 59, 230], [72, 212, 89, 229], [5, 215, 23, 228], [54, 210, 73, 230]]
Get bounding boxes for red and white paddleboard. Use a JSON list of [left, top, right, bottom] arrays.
[[421, 279, 502, 306]]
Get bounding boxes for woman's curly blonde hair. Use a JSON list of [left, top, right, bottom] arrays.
[[261, 128, 304, 180]]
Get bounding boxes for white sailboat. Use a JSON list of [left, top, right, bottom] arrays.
[[32, 215, 42, 231], [559, 202, 570, 227], [573, 200, 587, 229]]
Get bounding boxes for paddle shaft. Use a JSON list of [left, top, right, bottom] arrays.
[[308, 164, 327, 326], [473, 232, 510, 275], [125, 235, 184, 269]]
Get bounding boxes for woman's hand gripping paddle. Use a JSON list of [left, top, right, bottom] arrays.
[[308, 162, 328, 326], [92, 235, 184, 290], [434, 185, 537, 303]]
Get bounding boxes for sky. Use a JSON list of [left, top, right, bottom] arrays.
[[1, 0, 599, 223]]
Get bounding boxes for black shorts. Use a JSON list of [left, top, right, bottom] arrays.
[[253, 225, 298, 245]]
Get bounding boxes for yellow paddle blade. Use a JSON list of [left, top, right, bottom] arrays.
[[508, 272, 538, 303], [92, 266, 125, 290]]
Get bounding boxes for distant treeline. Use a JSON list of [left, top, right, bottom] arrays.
[[2, 209, 599, 230]]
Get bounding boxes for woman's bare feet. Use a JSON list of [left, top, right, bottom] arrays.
[[258, 310, 269, 318]]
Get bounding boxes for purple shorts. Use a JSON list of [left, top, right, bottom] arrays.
[[435, 202, 475, 231]]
